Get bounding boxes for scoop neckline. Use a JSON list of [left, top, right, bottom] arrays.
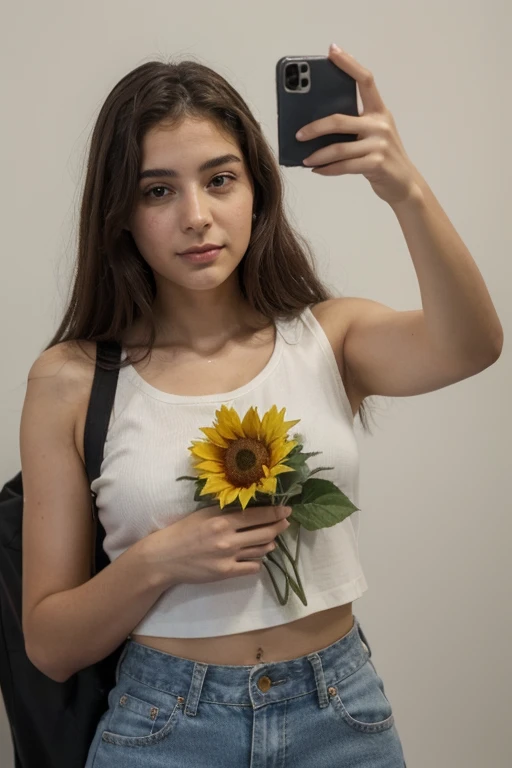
[[122, 319, 285, 404]]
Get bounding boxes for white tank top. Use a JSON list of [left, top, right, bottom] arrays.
[[90, 306, 368, 638]]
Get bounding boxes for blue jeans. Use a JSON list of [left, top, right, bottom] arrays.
[[85, 615, 406, 767]]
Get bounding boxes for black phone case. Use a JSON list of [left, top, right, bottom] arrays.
[[276, 55, 359, 167]]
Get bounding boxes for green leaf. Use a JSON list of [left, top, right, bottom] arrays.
[[284, 450, 322, 470], [276, 470, 301, 494], [282, 455, 305, 472], [290, 477, 359, 531], [282, 483, 303, 498], [307, 466, 334, 478]]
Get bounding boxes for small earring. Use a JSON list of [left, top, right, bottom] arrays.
[[252, 213, 257, 220]]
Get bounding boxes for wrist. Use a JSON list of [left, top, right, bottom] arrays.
[[390, 172, 428, 214], [132, 533, 178, 593]]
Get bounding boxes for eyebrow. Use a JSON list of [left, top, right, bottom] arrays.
[[138, 153, 242, 181]]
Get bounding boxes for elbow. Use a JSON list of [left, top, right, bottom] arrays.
[[494, 328, 504, 360], [483, 332, 504, 368], [473, 327, 504, 371], [24, 637, 71, 684]]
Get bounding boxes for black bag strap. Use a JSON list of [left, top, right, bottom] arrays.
[[83, 340, 122, 574]]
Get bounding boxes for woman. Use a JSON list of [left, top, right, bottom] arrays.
[[20, 45, 502, 767]]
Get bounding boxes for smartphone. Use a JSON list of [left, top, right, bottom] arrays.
[[276, 55, 359, 167]]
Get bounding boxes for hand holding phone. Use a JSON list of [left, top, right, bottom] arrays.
[[276, 55, 359, 167]]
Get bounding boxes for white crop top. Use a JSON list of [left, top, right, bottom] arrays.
[[90, 306, 368, 638]]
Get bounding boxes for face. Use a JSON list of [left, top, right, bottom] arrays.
[[127, 116, 255, 295]]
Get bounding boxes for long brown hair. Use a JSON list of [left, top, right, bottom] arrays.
[[46, 58, 372, 431]]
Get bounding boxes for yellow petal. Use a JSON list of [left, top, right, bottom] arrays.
[[202, 475, 232, 494], [193, 460, 225, 473], [218, 405, 244, 438], [215, 423, 238, 441], [257, 475, 277, 495], [197, 469, 227, 480], [269, 463, 295, 476], [270, 440, 297, 465], [218, 485, 242, 508], [213, 407, 240, 440], [241, 406, 262, 440], [261, 405, 279, 441], [189, 441, 225, 462], [264, 406, 301, 444], [224, 485, 242, 505], [199, 426, 229, 448], [265, 409, 296, 445], [238, 484, 257, 509]]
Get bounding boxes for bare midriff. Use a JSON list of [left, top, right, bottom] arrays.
[[130, 602, 354, 666]]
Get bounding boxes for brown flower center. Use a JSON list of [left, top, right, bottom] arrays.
[[224, 437, 270, 488]]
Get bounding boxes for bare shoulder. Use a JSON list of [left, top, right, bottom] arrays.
[[27, 340, 97, 407], [310, 296, 370, 350], [310, 296, 378, 329], [26, 340, 98, 460], [28, 339, 97, 386]]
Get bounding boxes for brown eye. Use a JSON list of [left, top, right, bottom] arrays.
[[209, 174, 236, 189], [144, 186, 169, 199]]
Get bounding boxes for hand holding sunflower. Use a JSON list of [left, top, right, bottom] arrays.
[[177, 404, 359, 606]]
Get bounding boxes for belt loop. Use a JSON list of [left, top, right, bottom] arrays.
[[355, 616, 372, 657], [307, 653, 330, 709], [184, 662, 208, 717]]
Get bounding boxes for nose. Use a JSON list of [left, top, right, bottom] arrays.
[[179, 189, 213, 232]]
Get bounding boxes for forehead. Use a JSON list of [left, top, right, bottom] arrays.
[[141, 117, 237, 156]]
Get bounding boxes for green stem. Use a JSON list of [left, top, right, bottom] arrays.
[[268, 490, 307, 605], [275, 527, 307, 606], [265, 549, 290, 579], [262, 557, 290, 605]]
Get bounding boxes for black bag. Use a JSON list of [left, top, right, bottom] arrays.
[[0, 340, 124, 768]]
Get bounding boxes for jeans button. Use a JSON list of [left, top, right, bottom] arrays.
[[257, 675, 272, 692]]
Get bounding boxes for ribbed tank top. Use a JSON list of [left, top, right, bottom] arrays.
[[90, 306, 368, 638]]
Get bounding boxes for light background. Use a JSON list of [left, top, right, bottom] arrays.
[[1, 1, 510, 766]]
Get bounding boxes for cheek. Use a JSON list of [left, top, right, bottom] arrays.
[[222, 201, 253, 240], [132, 211, 173, 250]]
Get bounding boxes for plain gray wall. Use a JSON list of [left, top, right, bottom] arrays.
[[1, 1, 510, 766]]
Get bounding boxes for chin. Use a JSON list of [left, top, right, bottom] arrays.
[[180, 268, 237, 291]]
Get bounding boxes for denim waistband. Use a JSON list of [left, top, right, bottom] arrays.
[[115, 615, 372, 715]]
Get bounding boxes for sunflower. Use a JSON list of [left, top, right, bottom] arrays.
[[189, 404, 300, 510]]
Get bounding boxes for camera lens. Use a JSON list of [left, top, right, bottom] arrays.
[[285, 64, 299, 90]]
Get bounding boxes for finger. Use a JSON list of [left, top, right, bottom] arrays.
[[328, 46, 386, 115], [310, 154, 381, 176], [303, 136, 376, 167], [296, 113, 373, 141]]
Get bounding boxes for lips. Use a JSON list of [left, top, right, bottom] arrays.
[[178, 243, 223, 255], [179, 246, 224, 263]]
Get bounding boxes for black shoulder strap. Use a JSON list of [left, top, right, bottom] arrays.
[[83, 340, 122, 574], [84, 340, 122, 488]]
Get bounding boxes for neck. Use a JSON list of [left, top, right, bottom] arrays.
[[143, 277, 268, 352]]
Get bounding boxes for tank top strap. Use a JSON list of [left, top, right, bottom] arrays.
[[275, 308, 307, 346]]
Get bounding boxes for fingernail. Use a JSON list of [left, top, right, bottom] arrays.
[[330, 43, 342, 53]]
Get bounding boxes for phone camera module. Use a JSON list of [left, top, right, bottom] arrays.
[[285, 63, 300, 90], [284, 62, 310, 93]]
